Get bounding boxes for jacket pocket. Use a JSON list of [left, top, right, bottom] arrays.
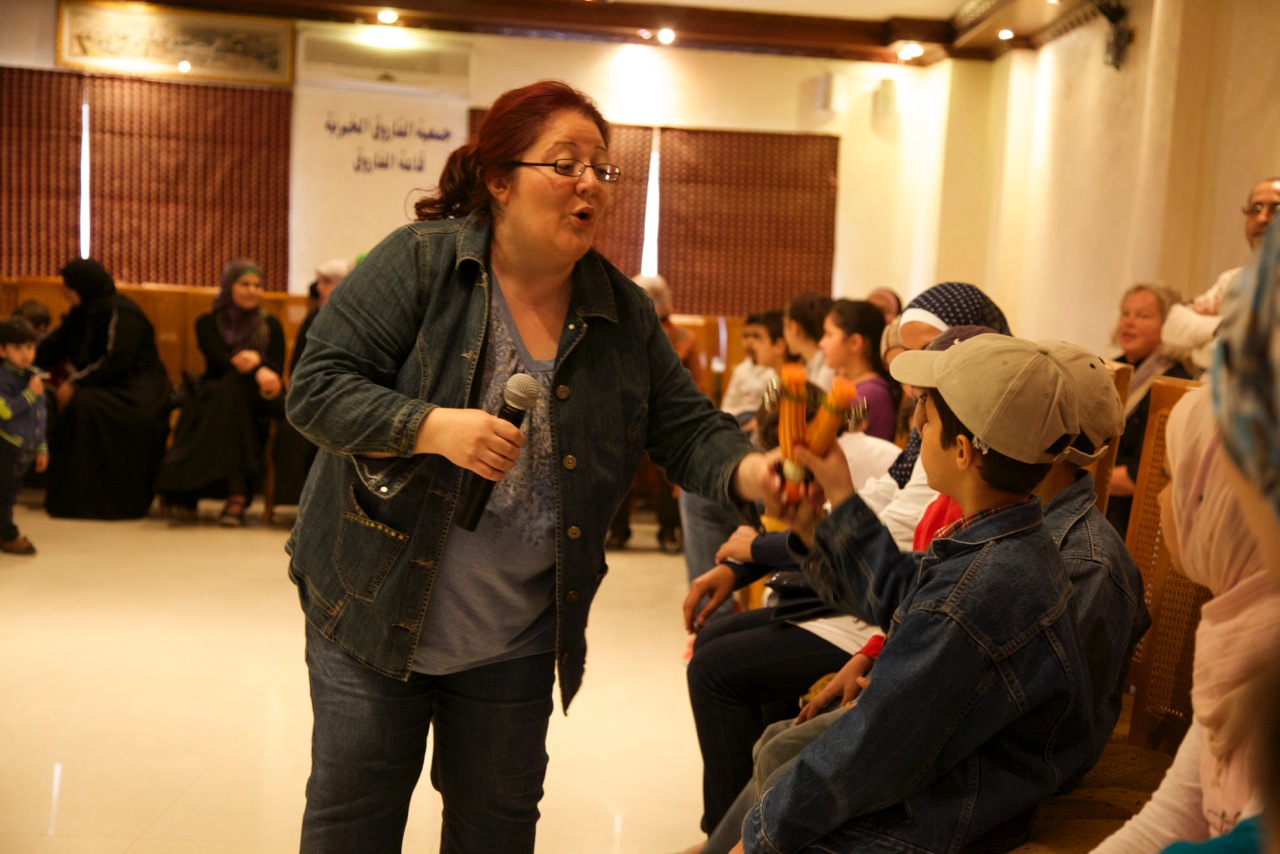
[[333, 484, 410, 602]]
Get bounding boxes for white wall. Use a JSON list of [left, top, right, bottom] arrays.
[[963, 0, 1280, 354], [1, 0, 56, 70]]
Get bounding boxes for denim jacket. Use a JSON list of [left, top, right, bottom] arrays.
[[744, 496, 1093, 854], [1044, 471, 1150, 775], [284, 215, 754, 708]]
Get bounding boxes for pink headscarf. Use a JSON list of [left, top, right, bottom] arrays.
[[1166, 385, 1280, 832]]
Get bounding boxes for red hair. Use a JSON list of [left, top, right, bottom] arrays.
[[415, 80, 610, 222]]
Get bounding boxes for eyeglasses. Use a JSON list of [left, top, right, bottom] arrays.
[[512, 159, 622, 183], [1242, 201, 1280, 218]]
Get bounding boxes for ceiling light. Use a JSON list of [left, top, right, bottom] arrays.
[[897, 42, 924, 61], [657, 28, 676, 45], [177, 60, 191, 73], [376, 9, 398, 24], [998, 28, 1014, 40]]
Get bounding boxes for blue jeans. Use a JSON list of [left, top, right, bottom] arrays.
[[301, 621, 556, 854], [679, 491, 740, 619]]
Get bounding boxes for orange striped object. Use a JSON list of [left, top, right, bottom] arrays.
[[777, 363, 809, 501], [805, 377, 856, 456]]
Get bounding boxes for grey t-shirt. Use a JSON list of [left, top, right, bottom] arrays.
[[411, 276, 558, 674]]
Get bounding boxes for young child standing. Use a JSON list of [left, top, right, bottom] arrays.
[[0, 318, 49, 555], [735, 335, 1088, 854]]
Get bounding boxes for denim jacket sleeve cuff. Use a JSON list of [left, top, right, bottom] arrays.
[[742, 798, 786, 854], [818, 495, 881, 549], [349, 401, 433, 499]]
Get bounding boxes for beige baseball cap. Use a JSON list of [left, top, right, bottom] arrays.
[[890, 334, 1080, 464], [1037, 340, 1124, 466]]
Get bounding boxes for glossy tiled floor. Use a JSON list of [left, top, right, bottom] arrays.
[[0, 498, 706, 853]]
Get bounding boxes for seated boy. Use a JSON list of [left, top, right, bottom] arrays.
[[735, 335, 1091, 854]]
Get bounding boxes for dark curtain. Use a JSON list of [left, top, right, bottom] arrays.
[[590, 123, 651, 278], [0, 67, 84, 275], [87, 76, 291, 290], [657, 128, 838, 315]]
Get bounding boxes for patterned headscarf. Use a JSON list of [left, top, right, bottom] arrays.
[[213, 258, 268, 353], [899, 282, 1012, 337], [1213, 218, 1280, 525]]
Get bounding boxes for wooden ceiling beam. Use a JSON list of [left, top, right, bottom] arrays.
[[157, 0, 956, 63]]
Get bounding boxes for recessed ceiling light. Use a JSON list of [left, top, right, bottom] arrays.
[[177, 60, 191, 73], [377, 9, 398, 24], [998, 28, 1014, 40], [657, 28, 676, 45], [897, 42, 924, 61]]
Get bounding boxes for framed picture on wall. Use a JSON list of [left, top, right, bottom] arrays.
[[56, 1, 294, 87]]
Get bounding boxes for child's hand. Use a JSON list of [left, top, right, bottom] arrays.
[[35, 453, 48, 473], [683, 564, 735, 633], [27, 373, 44, 396], [797, 652, 873, 723], [714, 526, 760, 566], [794, 443, 855, 509]]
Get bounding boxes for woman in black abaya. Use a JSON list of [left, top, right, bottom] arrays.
[[37, 258, 172, 519]]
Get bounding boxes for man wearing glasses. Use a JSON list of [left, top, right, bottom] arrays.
[[1164, 176, 1280, 370]]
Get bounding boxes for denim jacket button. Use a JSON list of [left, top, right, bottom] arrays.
[[556, 385, 570, 400], [565, 589, 579, 603], [563, 454, 577, 470], [567, 525, 582, 539]]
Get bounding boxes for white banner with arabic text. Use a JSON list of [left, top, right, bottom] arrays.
[[288, 84, 467, 294]]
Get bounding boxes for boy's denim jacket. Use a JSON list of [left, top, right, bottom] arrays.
[[1045, 472, 1149, 776], [284, 215, 753, 708], [744, 496, 1094, 854]]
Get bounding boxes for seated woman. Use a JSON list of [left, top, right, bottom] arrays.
[[1091, 385, 1280, 853], [817, 299, 901, 442], [37, 258, 171, 519], [1106, 284, 1192, 538], [156, 259, 284, 525]]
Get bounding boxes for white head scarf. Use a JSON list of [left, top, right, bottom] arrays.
[[1167, 385, 1280, 828]]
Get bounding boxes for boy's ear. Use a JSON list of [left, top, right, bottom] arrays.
[[954, 434, 980, 473]]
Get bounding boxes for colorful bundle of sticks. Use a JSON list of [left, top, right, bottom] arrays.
[[777, 363, 810, 501], [806, 377, 857, 456]]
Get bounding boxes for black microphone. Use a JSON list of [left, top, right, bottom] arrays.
[[456, 373, 541, 531]]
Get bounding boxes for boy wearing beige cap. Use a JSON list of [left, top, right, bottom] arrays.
[[1033, 341, 1150, 774], [736, 335, 1094, 854]]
